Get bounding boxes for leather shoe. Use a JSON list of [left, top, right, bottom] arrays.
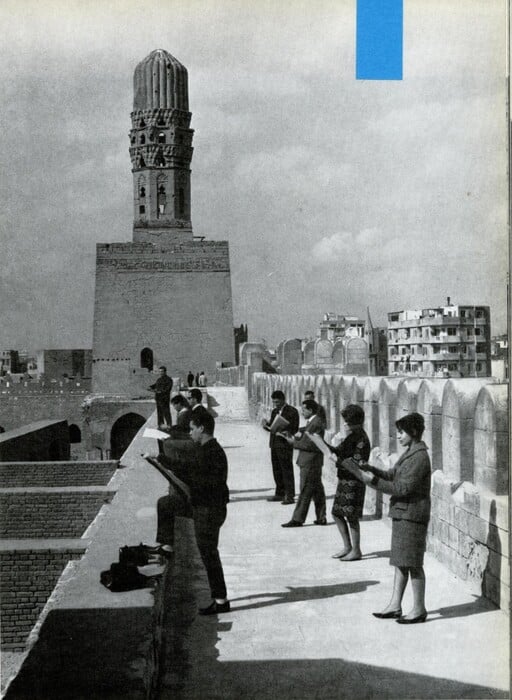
[[281, 498, 295, 505], [396, 613, 427, 624], [199, 600, 231, 615], [314, 519, 327, 525], [372, 610, 402, 619], [281, 520, 302, 527], [267, 496, 282, 502]]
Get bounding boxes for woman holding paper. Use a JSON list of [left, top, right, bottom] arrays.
[[352, 413, 431, 624], [329, 404, 370, 561]]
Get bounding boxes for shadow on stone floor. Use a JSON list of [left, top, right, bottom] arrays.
[[228, 580, 379, 612], [4, 606, 157, 700], [158, 612, 508, 700]]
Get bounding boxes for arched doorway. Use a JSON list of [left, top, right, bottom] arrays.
[[69, 424, 82, 443], [110, 413, 146, 460], [140, 347, 154, 371]]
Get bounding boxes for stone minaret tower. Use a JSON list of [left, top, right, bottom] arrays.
[[130, 49, 194, 243]]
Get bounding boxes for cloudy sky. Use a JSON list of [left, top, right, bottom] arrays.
[[0, 0, 508, 349]]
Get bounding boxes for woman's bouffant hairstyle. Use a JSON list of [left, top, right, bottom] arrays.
[[395, 412, 425, 440], [341, 404, 365, 426]]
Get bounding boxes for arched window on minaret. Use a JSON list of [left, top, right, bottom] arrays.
[[179, 188, 185, 217], [155, 149, 165, 167], [140, 134, 145, 145], [157, 185, 166, 216], [140, 118, 146, 128], [158, 132, 166, 143], [140, 347, 153, 371], [139, 154, 145, 167]]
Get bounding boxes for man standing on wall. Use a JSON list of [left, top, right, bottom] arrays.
[[262, 390, 300, 504], [148, 366, 173, 428]]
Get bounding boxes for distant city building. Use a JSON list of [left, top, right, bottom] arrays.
[[318, 313, 365, 341], [387, 300, 491, 377], [490, 333, 508, 380], [366, 327, 388, 376], [0, 350, 21, 375], [36, 349, 92, 380]]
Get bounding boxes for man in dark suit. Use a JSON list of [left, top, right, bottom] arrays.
[[170, 394, 192, 435], [282, 399, 327, 527], [188, 387, 209, 416], [304, 390, 327, 428], [148, 366, 173, 428], [262, 390, 299, 504]]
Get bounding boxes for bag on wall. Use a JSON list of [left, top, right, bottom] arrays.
[[100, 562, 152, 592]]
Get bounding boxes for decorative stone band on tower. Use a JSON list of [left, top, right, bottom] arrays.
[[130, 49, 194, 243]]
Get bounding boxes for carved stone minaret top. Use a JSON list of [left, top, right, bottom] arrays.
[[130, 49, 194, 243]]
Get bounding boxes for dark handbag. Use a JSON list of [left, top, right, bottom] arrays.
[[100, 562, 152, 592]]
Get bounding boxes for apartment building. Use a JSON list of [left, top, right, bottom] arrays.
[[387, 301, 491, 377]]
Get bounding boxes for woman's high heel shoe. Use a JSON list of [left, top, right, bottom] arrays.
[[372, 610, 402, 619], [396, 612, 427, 624]]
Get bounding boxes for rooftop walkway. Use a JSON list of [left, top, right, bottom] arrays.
[[159, 387, 509, 699]]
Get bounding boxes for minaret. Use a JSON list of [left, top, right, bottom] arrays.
[[130, 49, 194, 243]]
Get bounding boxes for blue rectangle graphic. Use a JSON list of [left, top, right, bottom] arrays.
[[356, 0, 403, 80]]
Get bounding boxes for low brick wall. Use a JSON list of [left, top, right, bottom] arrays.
[[0, 490, 115, 539], [1, 546, 85, 650], [0, 461, 118, 488]]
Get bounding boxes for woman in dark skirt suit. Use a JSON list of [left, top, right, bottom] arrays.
[[354, 413, 431, 624], [329, 404, 370, 561]]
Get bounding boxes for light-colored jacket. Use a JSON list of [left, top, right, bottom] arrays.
[[369, 441, 431, 523], [292, 414, 324, 468]]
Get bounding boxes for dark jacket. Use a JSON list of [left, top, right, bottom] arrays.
[[266, 404, 300, 449], [292, 414, 324, 468], [332, 427, 370, 480], [150, 375, 173, 400], [190, 438, 229, 508], [369, 441, 431, 524]]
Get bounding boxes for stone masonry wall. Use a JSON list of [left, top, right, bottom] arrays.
[[249, 372, 509, 610], [0, 490, 115, 539], [0, 461, 118, 488], [1, 548, 85, 651], [92, 241, 235, 395]]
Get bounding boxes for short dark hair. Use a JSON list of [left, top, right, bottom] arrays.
[[191, 410, 215, 435], [302, 399, 318, 413], [271, 390, 285, 401], [341, 404, 365, 426], [188, 388, 203, 402], [304, 390, 314, 398], [170, 394, 188, 408], [159, 365, 167, 372], [396, 413, 425, 440]]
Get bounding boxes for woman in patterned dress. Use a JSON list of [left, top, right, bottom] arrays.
[[329, 404, 370, 561]]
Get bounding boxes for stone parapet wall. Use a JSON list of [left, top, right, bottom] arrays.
[[0, 461, 118, 488], [0, 490, 115, 539], [1, 545, 85, 651], [215, 365, 246, 386], [250, 372, 509, 610]]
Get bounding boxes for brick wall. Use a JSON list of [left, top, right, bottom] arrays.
[[0, 491, 115, 538], [0, 461, 118, 488], [1, 548, 84, 650]]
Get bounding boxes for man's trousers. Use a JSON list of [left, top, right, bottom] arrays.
[[292, 463, 326, 523], [270, 443, 295, 500]]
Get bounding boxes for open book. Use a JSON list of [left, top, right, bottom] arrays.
[[143, 427, 171, 440], [143, 455, 191, 499], [267, 414, 290, 434]]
